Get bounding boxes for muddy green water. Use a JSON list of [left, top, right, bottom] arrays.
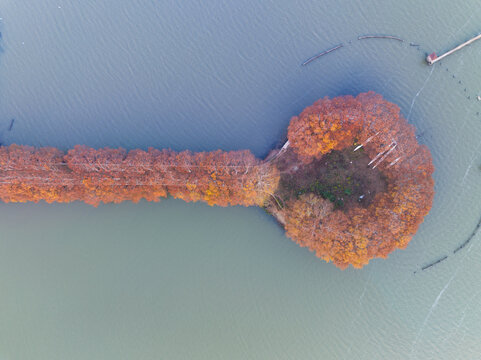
[[0, 1, 481, 359]]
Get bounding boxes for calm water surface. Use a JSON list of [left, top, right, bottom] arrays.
[[0, 1, 481, 359]]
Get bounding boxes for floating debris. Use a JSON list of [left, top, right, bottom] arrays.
[[301, 44, 344, 66], [453, 216, 481, 254], [454, 242, 468, 254], [8, 118, 14, 131], [358, 35, 404, 42], [421, 255, 448, 271], [477, 95, 481, 101]]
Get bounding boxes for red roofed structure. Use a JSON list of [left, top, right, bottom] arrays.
[[426, 52, 437, 65]]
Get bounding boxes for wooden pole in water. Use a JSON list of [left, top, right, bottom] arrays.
[[427, 33, 481, 65], [358, 35, 404, 42], [301, 44, 343, 66]]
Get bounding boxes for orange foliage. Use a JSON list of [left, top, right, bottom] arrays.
[[282, 92, 434, 269], [0, 92, 434, 269], [0, 145, 279, 207]]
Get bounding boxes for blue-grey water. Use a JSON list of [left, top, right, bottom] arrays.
[[1, 1, 481, 359]]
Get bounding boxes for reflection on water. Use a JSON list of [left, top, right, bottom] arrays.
[[0, 0, 481, 359]]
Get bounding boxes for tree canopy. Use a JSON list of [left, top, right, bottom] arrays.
[[273, 92, 435, 268]]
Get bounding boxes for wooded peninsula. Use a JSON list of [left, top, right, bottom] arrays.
[[0, 92, 434, 269]]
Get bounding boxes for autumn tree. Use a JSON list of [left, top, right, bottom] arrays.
[[0, 145, 279, 207]]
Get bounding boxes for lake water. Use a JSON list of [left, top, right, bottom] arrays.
[[1, 1, 481, 359]]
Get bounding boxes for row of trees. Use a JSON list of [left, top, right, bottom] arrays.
[[0, 145, 279, 207]]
